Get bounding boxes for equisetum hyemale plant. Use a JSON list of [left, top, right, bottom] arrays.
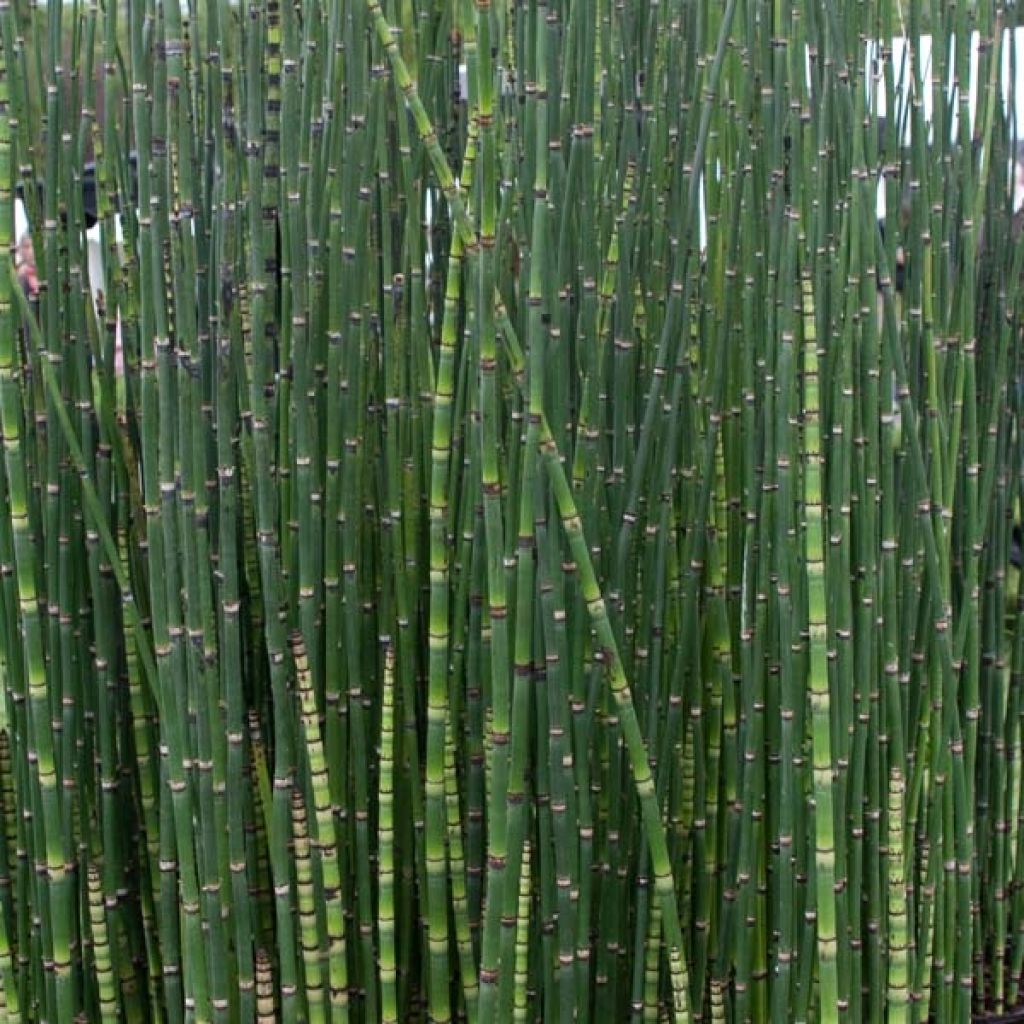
[[0, 0, 1021, 1022]]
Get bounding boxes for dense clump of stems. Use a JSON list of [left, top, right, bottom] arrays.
[[0, 1, 1021, 1021]]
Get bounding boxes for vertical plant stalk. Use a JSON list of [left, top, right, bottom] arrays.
[[801, 276, 841, 1021], [291, 631, 348, 1020], [472, 0, 516, 1010], [423, 156, 464, 1024], [378, 642, 398, 1024]]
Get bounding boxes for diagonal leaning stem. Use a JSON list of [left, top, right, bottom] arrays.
[[8, 267, 160, 704], [363, 0, 691, 1015]]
